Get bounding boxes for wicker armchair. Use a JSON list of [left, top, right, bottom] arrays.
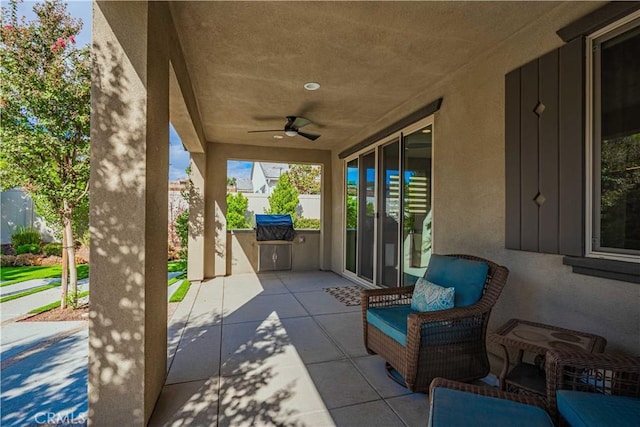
[[545, 349, 640, 425], [428, 377, 553, 426], [361, 254, 509, 392]]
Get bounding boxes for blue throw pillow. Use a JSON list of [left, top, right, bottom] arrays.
[[411, 278, 455, 312], [425, 254, 489, 307]]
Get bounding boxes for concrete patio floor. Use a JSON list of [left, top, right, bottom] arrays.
[[150, 271, 430, 427]]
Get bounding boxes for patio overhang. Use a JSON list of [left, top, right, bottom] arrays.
[[89, 1, 640, 426]]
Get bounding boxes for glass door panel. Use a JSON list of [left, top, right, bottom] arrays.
[[378, 140, 400, 287], [402, 125, 433, 285], [345, 159, 358, 273], [358, 151, 376, 281]]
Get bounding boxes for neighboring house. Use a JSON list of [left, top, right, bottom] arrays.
[[250, 162, 289, 194], [0, 188, 57, 244], [168, 180, 188, 221]]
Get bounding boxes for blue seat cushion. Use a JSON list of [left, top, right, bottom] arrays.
[[425, 254, 489, 307], [429, 386, 554, 427], [557, 390, 640, 427], [366, 305, 416, 346]]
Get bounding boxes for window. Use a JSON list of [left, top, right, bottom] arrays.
[[587, 12, 640, 262]]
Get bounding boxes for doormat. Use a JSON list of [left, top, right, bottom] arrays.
[[323, 285, 364, 306]]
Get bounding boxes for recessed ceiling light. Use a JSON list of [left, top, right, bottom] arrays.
[[422, 128, 432, 134], [273, 135, 284, 139], [304, 82, 320, 91]]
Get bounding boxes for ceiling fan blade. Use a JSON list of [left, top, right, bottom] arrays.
[[248, 130, 283, 133], [296, 130, 320, 141], [291, 116, 311, 129]]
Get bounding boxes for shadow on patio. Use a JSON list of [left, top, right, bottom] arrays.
[[149, 271, 429, 427]]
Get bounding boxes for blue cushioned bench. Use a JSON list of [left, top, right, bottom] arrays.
[[428, 378, 553, 427]]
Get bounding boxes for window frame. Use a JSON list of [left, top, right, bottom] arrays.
[[585, 10, 640, 263]]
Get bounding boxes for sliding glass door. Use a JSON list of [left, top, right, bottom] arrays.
[[358, 151, 376, 281], [344, 118, 433, 287], [345, 159, 358, 274], [402, 125, 433, 285], [378, 140, 400, 287]]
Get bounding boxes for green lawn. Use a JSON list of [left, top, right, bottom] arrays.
[[0, 265, 90, 287], [1, 261, 187, 308], [2, 262, 184, 288], [0, 284, 59, 303], [168, 260, 186, 272], [169, 280, 191, 303], [29, 290, 90, 315]]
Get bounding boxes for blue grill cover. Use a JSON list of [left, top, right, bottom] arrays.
[[255, 214, 294, 241]]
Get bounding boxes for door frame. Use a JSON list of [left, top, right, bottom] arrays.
[[342, 115, 435, 287]]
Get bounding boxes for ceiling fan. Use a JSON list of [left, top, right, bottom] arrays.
[[248, 116, 321, 141]]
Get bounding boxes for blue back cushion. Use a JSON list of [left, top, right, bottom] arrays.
[[425, 254, 489, 307]]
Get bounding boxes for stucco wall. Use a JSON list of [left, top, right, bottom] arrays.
[[227, 230, 320, 274], [330, 2, 639, 355]]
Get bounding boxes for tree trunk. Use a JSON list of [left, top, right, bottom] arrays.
[[60, 232, 68, 310], [63, 201, 78, 308]]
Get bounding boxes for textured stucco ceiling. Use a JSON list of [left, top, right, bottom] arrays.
[[169, 1, 567, 152]]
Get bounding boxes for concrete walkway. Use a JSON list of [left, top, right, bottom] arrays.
[[1, 278, 90, 323], [150, 271, 430, 427], [1, 321, 88, 427]]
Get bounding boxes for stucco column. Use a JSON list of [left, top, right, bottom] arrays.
[[207, 145, 228, 276], [187, 153, 208, 282], [89, 2, 169, 425]]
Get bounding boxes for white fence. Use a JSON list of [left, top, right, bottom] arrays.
[[1, 189, 57, 244], [241, 193, 320, 225]]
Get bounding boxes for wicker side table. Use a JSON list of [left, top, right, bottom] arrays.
[[489, 319, 607, 397]]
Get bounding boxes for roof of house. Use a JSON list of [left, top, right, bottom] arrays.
[[236, 178, 253, 192], [259, 162, 289, 179]]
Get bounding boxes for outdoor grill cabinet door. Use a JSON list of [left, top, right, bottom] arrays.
[[258, 244, 292, 272]]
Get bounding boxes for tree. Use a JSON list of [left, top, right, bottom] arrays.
[[226, 192, 250, 229], [174, 166, 192, 267], [287, 164, 321, 194], [346, 195, 358, 229], [265, 172, 299, 218], [175, 210, 189, 266], [0, 0, 90, 308]]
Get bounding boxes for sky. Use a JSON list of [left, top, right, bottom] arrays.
[[15, 0, 92, 46]]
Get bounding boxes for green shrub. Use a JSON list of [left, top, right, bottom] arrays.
[[43, 242, 63, 257], [11, 226, 41, 248], [294, 218, 321, 229], [16, 244, 41, 255]]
